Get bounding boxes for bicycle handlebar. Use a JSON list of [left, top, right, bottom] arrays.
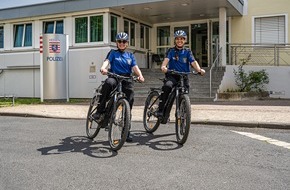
[[107, 71, 141, 83], [167, 69, 202, 76]]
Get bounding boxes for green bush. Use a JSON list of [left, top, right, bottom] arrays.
[[233, 64, 269, 92]]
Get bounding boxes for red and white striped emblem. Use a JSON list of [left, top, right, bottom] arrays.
[[39, 36, 43, 53]]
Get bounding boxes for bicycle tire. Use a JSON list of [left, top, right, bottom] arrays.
[[175, 94, 191, 144], [86, 95, 101, 139], [143, 91, 160, 133], [108, 98, 130, 151]]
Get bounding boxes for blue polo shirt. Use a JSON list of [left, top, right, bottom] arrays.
[[105, 49, 137, 75], [165, 47, 195, 72]]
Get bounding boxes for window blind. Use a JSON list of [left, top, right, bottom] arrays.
[[255, 16, 285, 44]]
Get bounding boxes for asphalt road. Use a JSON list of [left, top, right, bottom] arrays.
[[1, 116, 290, 190]]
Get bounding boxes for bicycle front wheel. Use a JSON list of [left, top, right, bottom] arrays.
[[86, 95, 101, 139], [175, 94, 191, 145], [108, 98, 130, 151], [143, 91, 160, 133]]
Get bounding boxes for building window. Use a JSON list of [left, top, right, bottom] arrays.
[[254, 15, 286, 44], [75, 17, 88, 43], [146, 27, 150, 49], [0, 26, 3, 48], [140, 25, 145, 48], [111, 15, 118, 42], [157, 26, 170, 46], [44, 20, 63, 34], [90, 16, 103, 42], [14, 23, 32, 47], [157, 26, 170, 56], [75, 15, 103, 43], [140, 25, 150, 49], [124, 19, 135, 46]]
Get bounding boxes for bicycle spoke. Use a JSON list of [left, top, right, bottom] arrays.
[[143, 91, 160, 133], [86, 95, 101, 139], [175, 95, 191, 144], [109, 99, 130, 151], [112, 105, 123, 142]]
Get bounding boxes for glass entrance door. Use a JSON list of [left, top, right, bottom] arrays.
[[191, 23, 208, 67]]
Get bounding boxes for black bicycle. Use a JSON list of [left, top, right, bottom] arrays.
[[86, 72, 137, 151], [143, 70, 198, 145]]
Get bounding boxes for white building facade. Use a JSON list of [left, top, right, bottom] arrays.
[[2, 0, 289, 99]]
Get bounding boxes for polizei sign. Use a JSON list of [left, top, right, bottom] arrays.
[[41, 34, 69, 101]]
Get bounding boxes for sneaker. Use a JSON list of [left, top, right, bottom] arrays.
[[126, 131, 133, 142]]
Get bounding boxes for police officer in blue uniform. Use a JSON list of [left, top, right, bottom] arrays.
[[156, 30, 205, 117], [93, 32, 145, 142]]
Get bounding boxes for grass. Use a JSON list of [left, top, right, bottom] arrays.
[[0, 98, 90, 107], [0, 98, 41, 107]]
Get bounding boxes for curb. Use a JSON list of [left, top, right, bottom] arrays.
[[1, 112, 290, 130], [0, 113, 84, 120]]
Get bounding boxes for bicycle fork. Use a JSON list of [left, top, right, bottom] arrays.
[[175, 88, 181, 123], [175, 75, 186, 125]]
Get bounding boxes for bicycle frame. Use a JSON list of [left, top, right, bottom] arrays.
[[143, 69, 200, 144], [163, 70, 189, 124], [149, 70, 190, 124], [98, 73, 131, 128], [86, 71, 138, 150]]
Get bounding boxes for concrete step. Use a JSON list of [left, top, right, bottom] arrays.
[[134, 68, 225, 103]]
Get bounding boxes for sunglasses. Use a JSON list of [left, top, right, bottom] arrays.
[[117, 40, 128, 44]]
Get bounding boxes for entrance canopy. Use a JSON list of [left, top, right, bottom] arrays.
[[112, 0, 244, 24], [0, 0, 244, 24]]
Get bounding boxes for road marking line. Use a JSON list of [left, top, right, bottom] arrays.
[[231, 131, 290, 150]]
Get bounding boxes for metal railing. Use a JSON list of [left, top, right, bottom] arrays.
[[209, 47, 222, 98], [229, 43, 290, 66], [0, 95, 15, 106]]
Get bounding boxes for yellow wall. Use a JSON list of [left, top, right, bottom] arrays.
[[231, 0, 290, 43]]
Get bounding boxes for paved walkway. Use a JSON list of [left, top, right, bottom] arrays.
[[1, 99, 290, 129]]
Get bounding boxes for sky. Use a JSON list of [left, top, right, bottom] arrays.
[[0, 0, 62, 9]]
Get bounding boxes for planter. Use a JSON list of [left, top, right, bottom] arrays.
[[217, 91, 269, 101]]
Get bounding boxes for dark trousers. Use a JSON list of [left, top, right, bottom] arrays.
[[97, 77, 134, 113], [158, 73, 189, 111]]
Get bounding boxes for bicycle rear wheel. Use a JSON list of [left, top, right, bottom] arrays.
[[108, 98, 130, 151], [175, 94, 191, 144], [86, 95, 101, 139], [143, 91, 160, 133]]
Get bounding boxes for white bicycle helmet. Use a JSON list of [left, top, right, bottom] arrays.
[[116, 32, 129, 41], [174, 30, 187, 40]]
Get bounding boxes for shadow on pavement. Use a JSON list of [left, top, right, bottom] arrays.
[[130, 130, 183, 151], [37, 136, 118, 158], [37, 131, 184, 157]]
